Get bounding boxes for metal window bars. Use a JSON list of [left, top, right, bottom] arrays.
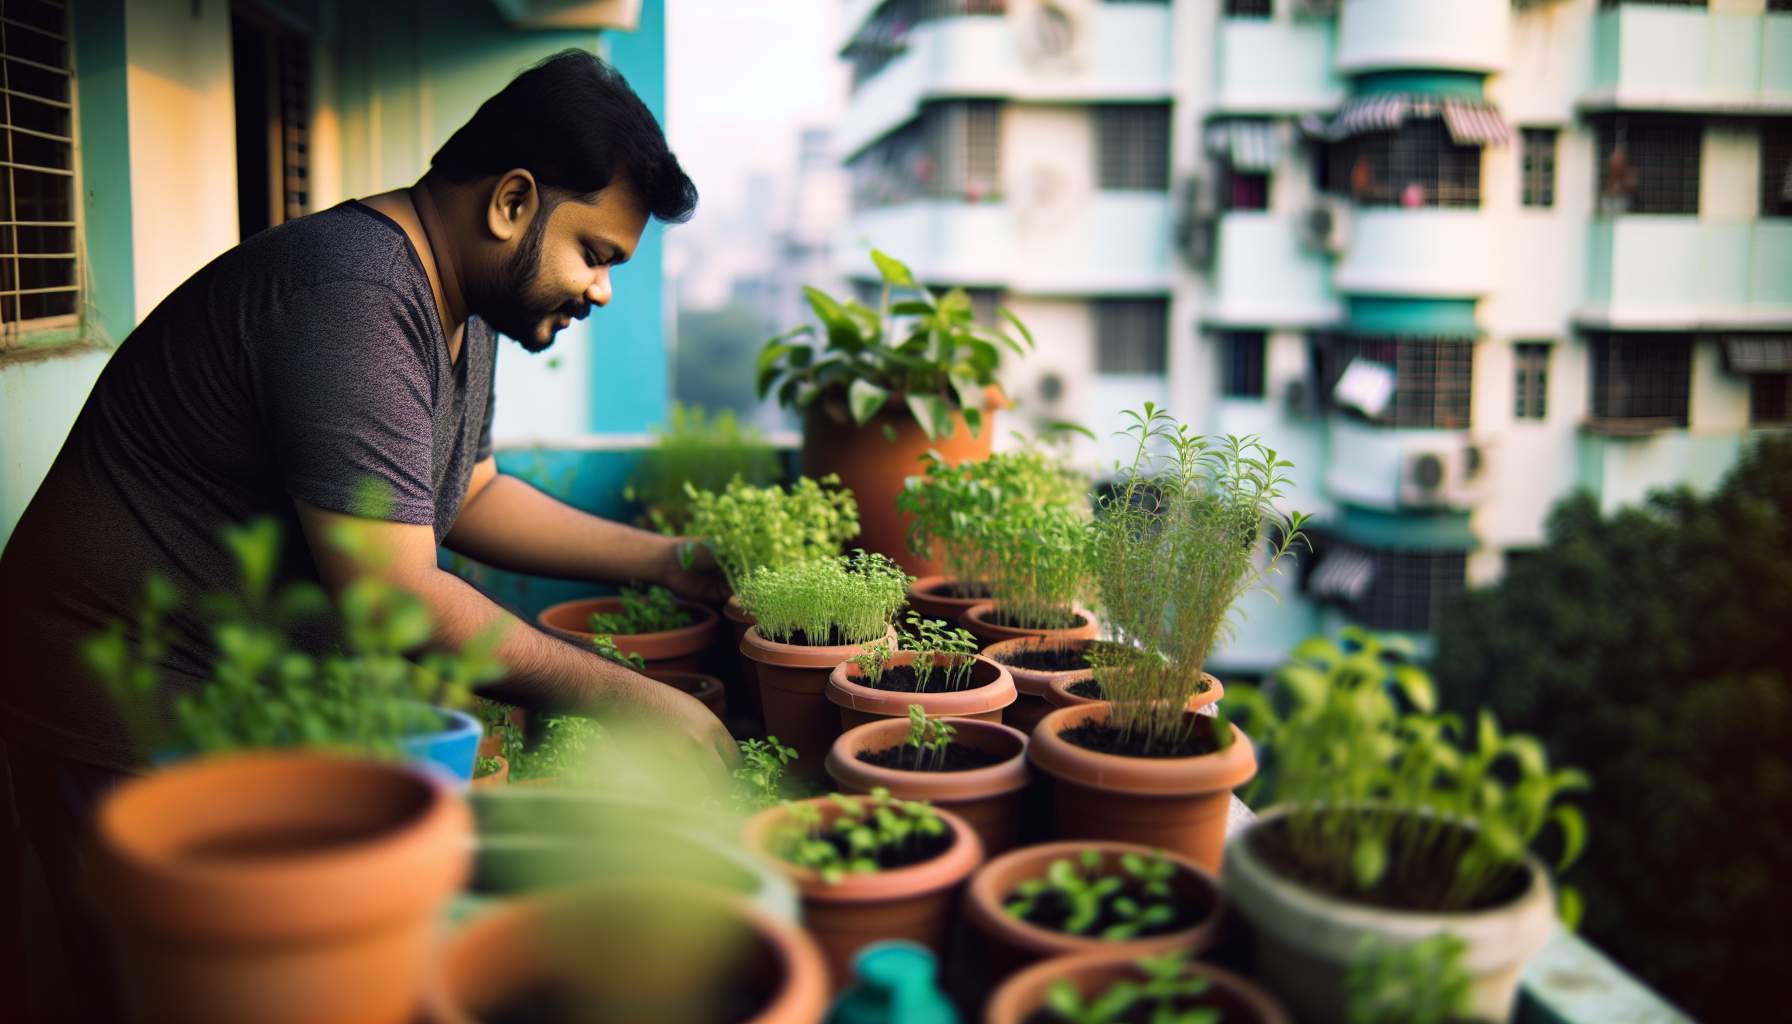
[[0, 0, 78, 341]]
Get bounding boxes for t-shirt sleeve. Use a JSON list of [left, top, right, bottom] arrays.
[[252, 279, 441, 525]]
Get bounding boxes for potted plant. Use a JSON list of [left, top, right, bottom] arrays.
[[623, 402, 783, 535], [961, 502, 1098, 647], [1027, 405, 1307, 870], [824, 613, 1017, 729], [825, 705, 1030, 855], [735, 551, 909, 775], [472, 753, 509, 789], [964, 842, 1223, 982], [588, 631, 730, 722], [508, 714, 606, 787], [986, 948, 1290, 1024], [756, 249, 1032, 574], [1041, 651, 1225, 716], [1219, 630, 1587, 1023], [537, 583, 720, 673], [979, 635, 1099, 735], [742, 788, 984, 990]]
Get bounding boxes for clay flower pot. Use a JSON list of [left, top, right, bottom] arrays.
[[980, 636, 1099, 735], [987, 947, 1290, 1024], [964, 840, 1224, 983], [1045, 671, 1226, 714], [740, 625, 898, 779], [724, 593, 764, 717], [476, 705, 527, 759], [1223, 806, 1557, 1024], [471, 754, 510, 790], [647, 668, 728, 721], [743, 797, 984, 991], [87, 753, 471, 1024], [824, 716, 1029, 856], [824, 650, 1017, 731], [962, 601, 1099, 648], [536, 595, 720, 672], [907, 575, 992, 626], [437, 883, 829, 1024], [1027, 703, 1256, 873]]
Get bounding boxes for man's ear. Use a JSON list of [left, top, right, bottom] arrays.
[[485, 169, 539, 243]]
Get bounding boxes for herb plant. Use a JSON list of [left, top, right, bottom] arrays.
[[684, 474, 859, 594], [772, 788, 950, 885], [903, 612, 981, 690], [1004, 848, 1183, 941], [590, 634, 648, 672], [733, 736, 800, 811], [586, 585, 692, 635], [509, 715, 606, 784], [904, 704, 956, 772], [980, 503, 1092, 630], [1227, 629, 1589, 919], [1089, 403, 1309, 753], [898, 447, 1088, 588], [474, 697, 525, 763], [756, 249, 1032, 442], [1345, 933, 1473, 1024], [735, 550, 912, 647], [474, 755, 503, 779], [624, 403, 782, 534], [1042, 951, 1220, 1024]]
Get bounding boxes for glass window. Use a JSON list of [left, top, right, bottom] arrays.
[[1514, 342, 1550, 420], [1219, 331, 1267, 398], [1096, 105, 1171, 191], [1764, 124, 1792, 219], [1328, 120, 1482, 209], [1594, 116, 1701, 216], [1751, 374, 1791, 426], [1319, 335, 1475, 429], [1520, 128, 1557, 209], [1095, 298, 1168, 374], [848, 101, 1002, 209], [1356, 549, 1467, 633], [1, 0, 78, 341], [1220, 169, 1270, 211], [1224, 0, 1273, 15], [1588, 333, 1692, 426]]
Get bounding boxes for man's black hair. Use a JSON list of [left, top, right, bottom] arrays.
[[431, 49, 697, 224]]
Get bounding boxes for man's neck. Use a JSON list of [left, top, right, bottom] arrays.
[[409, 180, 470, 341]]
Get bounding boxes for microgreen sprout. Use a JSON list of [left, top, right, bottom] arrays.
[[684, 474, 859, 594], [1042, 951, 1219, 1024], [901, 612, 980, 691], [772, 787, 950, 885], [1345, 933, 1473, 1024], [736, 549, 912, 646], [733, 736, 799, 811], [905, 704, 956, 772], [1004, 849, 1183, 941]]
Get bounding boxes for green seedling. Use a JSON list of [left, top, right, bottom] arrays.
[[1005, 848, 1181, 941], [733, 736, 799, 811], [901, 612, 980, 691], [586, 584, 692, 635], [684, 474, 859, 594], [773, 787, 949, 885], [590, 634, 648, 672], [905, 704, 956, 772], [624, 403, 782, 535], [1345, 933, 1473, 1024], [1043, 951, 1219, 1024], [735, 549, 912, 647], [897, 446, 1089, 595]]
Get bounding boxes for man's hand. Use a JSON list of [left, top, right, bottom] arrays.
[[629, 674, 741, 770], [654, 538, 730, 605]]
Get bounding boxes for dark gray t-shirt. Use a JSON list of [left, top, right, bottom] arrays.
[[0, 201, 496, 768]]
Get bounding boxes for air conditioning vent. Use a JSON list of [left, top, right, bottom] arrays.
[[1398, 444, 1488, 510], [1300, 198, 1351, 255]]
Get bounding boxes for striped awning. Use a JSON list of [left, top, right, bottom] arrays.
[[1309, 546, 1376, 603], [1324, 94, 1409, 141], [1441, 97, 1512, 147], [1320, 94, 1512, 147], [1723, 335, 1792, 374], [1204, 118, 1280, 172]]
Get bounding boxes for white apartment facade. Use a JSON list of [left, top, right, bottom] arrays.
[[833, 0, 1792, 671]]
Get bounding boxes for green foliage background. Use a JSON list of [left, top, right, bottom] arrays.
[[1430, 437, 1792, 1020]]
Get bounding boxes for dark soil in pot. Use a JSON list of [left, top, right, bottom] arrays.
[[857, 742, 1006, 772], [855, 663, 986, 694], [995, 645, 1095, 673], [986, 607, 1088, 631], [1060, 720, 1225, 758], [1246, 812, 1530, 913], [924, 579, 993, 600], [1008, 885, 1210, 941], [799, 828, 955, 872], [481, 970, 774, 1024]]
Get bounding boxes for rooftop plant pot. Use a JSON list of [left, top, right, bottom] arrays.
[[980, 636, 1099, 736], [1222, 805, 1556, 1024], [398, 706, 483, 785], [986, 946, 1290, 1024], [740, 624, 897, 781], [962, 601, 1098, 649], [824, 650, 1016, 731], [1045, 671, 1226, 714], [906, 575, 993, 627], [965, 840, 1224, 983], [1027, 702, 1256, 873], [476, 705, 527, 759], [647, 668, 728, 721], [742, 797, 983, 992], [724, 594, 764, 719], [471, 754, 509, 790], [536, 595, 720, 672], [824, 716, 1029, 856], [86, 753, 470, 1024], [436, 883, 828, 1024]]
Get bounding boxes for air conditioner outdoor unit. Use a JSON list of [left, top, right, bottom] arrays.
[[1300, 198, 1351, 255], [1291, 0, 1339, 18], [1398, 444, 1486, 510], [1174, 176, 1217, 270]]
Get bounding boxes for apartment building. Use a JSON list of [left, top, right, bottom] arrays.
[[832, 0, 1792, 669]]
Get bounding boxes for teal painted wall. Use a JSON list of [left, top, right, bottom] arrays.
[[1350, 70, 1484, 98], [1344, 296, 1479, 337]]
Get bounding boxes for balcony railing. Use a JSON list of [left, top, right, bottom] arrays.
[[1582, 218, 1792, 328], [1334, 208, 1497, 298], [1584, 4, 1792, 113]]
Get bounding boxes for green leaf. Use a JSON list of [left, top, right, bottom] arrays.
[[848, 380, 890, 425], [1550, 805, 1587, 870], [998, 306, 1035, 348], [1352, 835, 1388, 890], [870, 249, 915, 287], [905, 393, 955, 442], [890, 300, 934, 316], [1393, 664, 1436, 713], [1042, 420, 1098, 441], [1557, 885, 1584, 930]]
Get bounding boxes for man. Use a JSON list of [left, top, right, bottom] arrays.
[[0, 50, 726, 1015]]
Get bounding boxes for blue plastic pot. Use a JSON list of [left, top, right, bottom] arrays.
[[399, 707, 483, 785]]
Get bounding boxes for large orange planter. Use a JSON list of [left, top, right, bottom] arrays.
[[1045, 671, 1226, 714], [87, 753, 471, 1024], [824, 716, 1029, 856], [980, 636, 1099, 736], [739, 625, 897, 780], [987, 947, 1290, 1024], [1027, 703, 1256, 873], [801, 402, 995, 578], [823, 650, 1016, 731], [536, 595, 720, 673]]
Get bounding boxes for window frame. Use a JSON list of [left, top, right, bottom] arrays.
[[1513, 341, 1551, 421], [1593, 115, 1701, 217], [1223, 0, 1273, 16], [1219, 330, 1267, 399], [1750, 373, 1791, 427], [0, 0, 83, 350], [1586, 332, 1693, 429], [1763, 123, 1792, 219], [1327, 119, 1483, 209], [1319, 334, 1476, 430], [1095, 104, 1171, 192], [1520, 127, 1558, 209], [1094, 297, 1168, 375]]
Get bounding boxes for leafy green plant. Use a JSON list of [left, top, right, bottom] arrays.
[[771, 788, 950, 885], [684, 474, 859, 594], [849, 635, 895, 684], [624, 403, 783, 534], [904, 704, 956, 772], [1345, 933, 1473, 1024], [898, 447, 1089, 588], [474, 697, 525, 764], [1005, 848, 1181, 941], [733, 736, 799, 810], [510, 715, 606, 783], [590, 634, 648, 672], [586, 585, 692, 635], [980, 503, 1092, 630], [735, 550, 912, 646], [474, 754, 503, 779], [901, 612, 980, 691], [1227, 629, 1589, 918], [756, 249, 1033, 442], [1042, 951, 1220, 1024], [1089, 403, 1309, 752]]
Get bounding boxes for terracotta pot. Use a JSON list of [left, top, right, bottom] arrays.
[[437, 883, 829, 1024], [87, 753, 471, 1024], [647, 668, 728, 721], [739, 625, 898, 780], [1045, 671, 1226, 714], [824, 717, 1029, 856], [987, 947, 1290, 1024], [471, 754, 510, 790], [801, 400, 996, 578], [742, 797, 984, 992], [907, 575, 991, 627], [981, 636, 1099, 736], [1223, 806, 1556, 1024], [824, 650, 1016, 731], [962, 601, 1099, 648], [724, 594, 764, 718], [1027, 703, 1256, 873], [536, 595, 720, 673], [965, 839, 1224, 983]]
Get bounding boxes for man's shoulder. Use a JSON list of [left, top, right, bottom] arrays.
[[228, 202, 423, 299]]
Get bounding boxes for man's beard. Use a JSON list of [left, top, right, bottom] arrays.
[[478, 208, 569, 354]]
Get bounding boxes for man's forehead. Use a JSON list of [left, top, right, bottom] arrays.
[[556, 185, 647, 242]]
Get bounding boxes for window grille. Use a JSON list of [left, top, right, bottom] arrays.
[[1224, 0, 1272, 15], [1320, 335, 1475, 429], [1514, 341, 1550, 420], [1219, 330, 1266, 398], [1, 0, 78, 341], [1095, 105, 1170, 191], [1594, 116, 1700, 216], [1220, 169, 1270, 211], [1751, 374, 1791, 426], [1520, 128, 1557, 208], [1353, 549, 1466, 634], [848, 101, 1002, 209], [850, 1, 1005, 88], [1763, 123, 1792, 218], [1095, 298, 1168, 375], [1327, 120, 1482, 208], [276, 34, 310, 223], [1588, 333, 1692, 426]]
